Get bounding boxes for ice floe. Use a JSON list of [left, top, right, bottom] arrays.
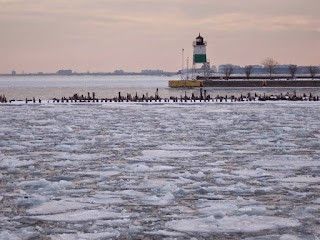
[[1, 102, 320, 239], [166, 215, 300, 233]]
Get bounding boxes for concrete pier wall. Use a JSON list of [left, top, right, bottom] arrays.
[[168, 80, 203, 88], [203, 80, 320, 88], [168, 80, 320, 88]]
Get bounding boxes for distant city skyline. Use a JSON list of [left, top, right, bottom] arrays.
[[1, 0, 320, 73], [3, 63, 319, 77]]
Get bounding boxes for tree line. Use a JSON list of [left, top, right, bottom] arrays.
[[222, 58, 319, 80]]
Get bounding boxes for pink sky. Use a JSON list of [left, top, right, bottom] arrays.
[[1, 0, 320, 73]]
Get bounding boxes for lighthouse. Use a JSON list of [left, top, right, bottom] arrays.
[[193, 34, 207, 64], [192, 34, 210, 80]]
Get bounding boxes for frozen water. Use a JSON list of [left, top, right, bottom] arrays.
[[165, 215, 300, 233], [0, 102, 320, 239]]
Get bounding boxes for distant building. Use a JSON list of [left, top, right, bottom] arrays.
[[211, 65, 217, 73], [141, 70, 164, 75], [216, 65, 319, 75], [56, 69, 72, 75], [297, 66, 313, 74], [218, 64, 242, 74], [114, 70, 125, 74], [251, 66, 265, 74]]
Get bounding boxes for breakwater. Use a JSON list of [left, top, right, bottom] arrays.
[[203, 80, 320, 88], [1, 89, 320, 104], [169, 80, 320, 88]]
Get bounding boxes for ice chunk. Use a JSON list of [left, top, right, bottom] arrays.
[[166, 215, 300, 233], [51, 231, 120, 240], [0, 231, 21, 240], [17, 179, 74, 193], [130, 149, 211, 161], [73, 171, 120, 179], [128, 164, 176, 172], [280, 234, 301, 240], [232, 168, 271, 178], [281, 176, 320, 183], [29, 209, 131, 222], [26, 200, 95, 215], [16, 195, 48, 208], [313, 198, 320, 204], [0, 158, 34, 168], [144, 230, 186, 237], [142, 192, 175, 206]]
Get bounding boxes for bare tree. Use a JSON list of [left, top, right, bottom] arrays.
[[262, 58, 278, 79], [308, 66, 319, 80], [288, 65, 298, 80], [244, 65, 253, 80], [222, 64, 234, 80]]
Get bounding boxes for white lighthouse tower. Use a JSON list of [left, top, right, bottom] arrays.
[[192, 34, 210, 79]]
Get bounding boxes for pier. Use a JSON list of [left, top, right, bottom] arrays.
[[169, 79, 320, 88]]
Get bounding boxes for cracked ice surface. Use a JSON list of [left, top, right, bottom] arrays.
[[0, 102, 320, 239]]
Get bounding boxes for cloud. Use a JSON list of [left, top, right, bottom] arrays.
[[202, 13, 320, 33], [1, 0, 319, 34], [1, 0, 319, 72]]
